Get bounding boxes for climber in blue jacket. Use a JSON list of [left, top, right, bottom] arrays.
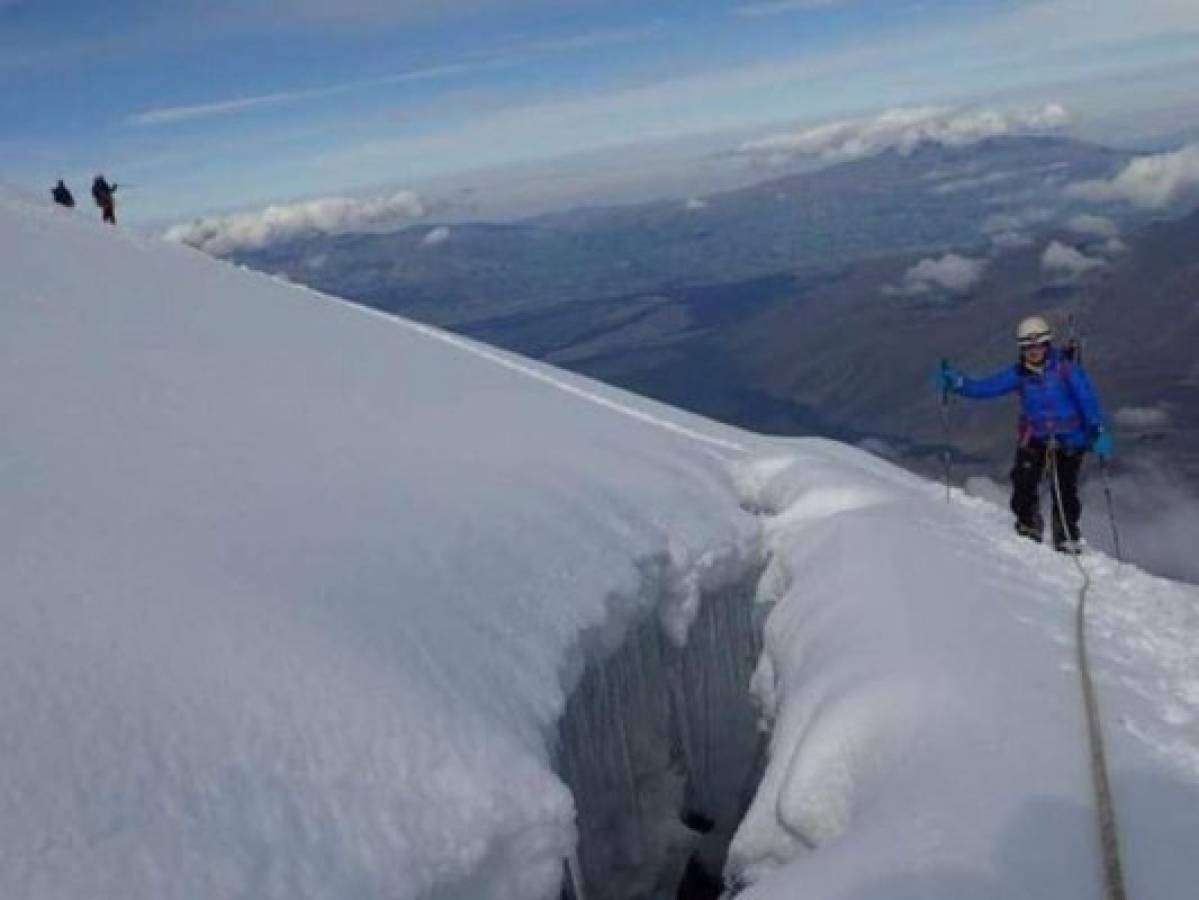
[[939, 315, 1113, 553]]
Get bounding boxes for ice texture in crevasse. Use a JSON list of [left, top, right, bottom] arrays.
[[556, 552, 766, 899]]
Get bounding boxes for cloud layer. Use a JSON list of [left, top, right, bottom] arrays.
[[964, 462, 1199, 586], [733, 0, 847, 16], [738, 104, 1070, 164], [888, 253, 988, 296], [165, 190, 426, 254], [1114, 406, 1170, 430], [1041, 241, 1105, 278], [421, 225, 451, 246], [130, 65, 472, 126], [1066, 213, 1118, 238], [1069, 144, 1199, 209]]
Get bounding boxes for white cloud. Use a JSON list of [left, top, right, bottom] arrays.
[[1066, 213, 1118, 238], [1084, 460, 1199, 585], [978, 208, 1055, 233], [991, 231, 1034, 250], [421, 225, 451, 246], [123, 0, 1192, 221], [165, 190, 426, 255], [733, 0, 847, 16], [201, 0, 621, 29], [995, 0, 1199, 55], [130, 64, 474, 126], [1101, 237, 1128, 256], [128, 24, 659, 127], [509, 23, 663, 54], [932, 170, 1015, 195], [1068, 144, 1199, 209], [1114, 406, 1170, 430], [305, 10, 1199, 215], [1041, 241, 1106, 278], [684, 197, 708, 210], [892, 253, 988, 295], [132, 93, 311, 126], [738, 103, 1070, 164]]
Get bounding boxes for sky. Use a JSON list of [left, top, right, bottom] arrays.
[[4, 0, 1199, 225]]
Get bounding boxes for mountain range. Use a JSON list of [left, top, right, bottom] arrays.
[[231, 135, 1197, 491], [235, 136, 1129, 326]]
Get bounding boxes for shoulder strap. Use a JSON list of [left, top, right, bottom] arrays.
[[1055, 357, 1086, 419]]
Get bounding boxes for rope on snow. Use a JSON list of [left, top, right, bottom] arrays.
[[1047, 443, 1128, 900]]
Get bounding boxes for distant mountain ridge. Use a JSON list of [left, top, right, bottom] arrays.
[[227, 136, 1199, 494], [235, 135, 1132, 326]]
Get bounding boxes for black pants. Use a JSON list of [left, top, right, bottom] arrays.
[[1010, 442, 1084, 545]]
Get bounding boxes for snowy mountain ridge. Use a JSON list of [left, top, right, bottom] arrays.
[[3, 189, 1197, 899]]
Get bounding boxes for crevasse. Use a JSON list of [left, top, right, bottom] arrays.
[[555, 545, 770, 899]]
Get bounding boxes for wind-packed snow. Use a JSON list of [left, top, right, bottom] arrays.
[[3, 190, 1197, 899]]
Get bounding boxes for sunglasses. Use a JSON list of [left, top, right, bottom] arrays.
[[1020, 342, 1050, 352]]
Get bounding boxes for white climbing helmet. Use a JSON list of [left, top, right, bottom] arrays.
[[1016, 315, 1053, 348]]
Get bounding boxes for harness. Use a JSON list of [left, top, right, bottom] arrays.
[[1016, 357, 1082, 446]]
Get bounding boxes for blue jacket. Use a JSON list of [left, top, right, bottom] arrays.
[[958, 347, 1104, 451]]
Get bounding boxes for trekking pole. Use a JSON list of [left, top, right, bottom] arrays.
[[1065, 311, 1121, 560], [938, 359, 953, 503], [1098, 459, 1124, 563]]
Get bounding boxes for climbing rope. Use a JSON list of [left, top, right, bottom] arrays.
[[1046, 442, 1128, 900]]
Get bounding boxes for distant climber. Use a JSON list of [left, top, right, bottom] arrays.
[[938, 315, 1112, 554], [91, 174, 118, 225], [51, 179, 75, 208]]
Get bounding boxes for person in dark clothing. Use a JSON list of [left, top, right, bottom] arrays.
[[938, 316, 1113, 554], [51, 179, 75, 208], [91, 174, 118, 224]]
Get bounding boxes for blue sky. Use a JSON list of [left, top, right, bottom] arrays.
[[4, 0, 1199, 224]]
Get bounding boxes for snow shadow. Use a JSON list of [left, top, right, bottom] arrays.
[[554, 556, 767, 900], [831, 769, 1199, 900]]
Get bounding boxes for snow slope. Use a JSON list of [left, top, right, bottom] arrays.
[[3, 191, 1198, 899], [730, 450, 1199, 899]]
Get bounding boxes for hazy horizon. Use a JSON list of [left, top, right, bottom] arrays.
[[6, 0, 1199, 224]]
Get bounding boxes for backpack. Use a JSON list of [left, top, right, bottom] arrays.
[[92, 179, 113, 204]]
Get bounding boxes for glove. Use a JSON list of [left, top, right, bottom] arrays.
[[935, 363, 964, 395], [1091, 430, 1114, 462]]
